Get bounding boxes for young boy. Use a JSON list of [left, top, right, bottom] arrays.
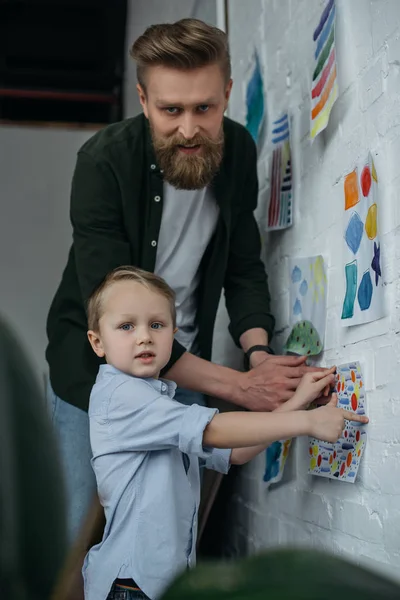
[[83, 266, 368, 600]]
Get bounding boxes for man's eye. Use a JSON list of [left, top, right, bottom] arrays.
[[120, 323, 133, 331], [164, 107, 180, 115], [197, 105, 209, 113], [151, 322, 163, 330]]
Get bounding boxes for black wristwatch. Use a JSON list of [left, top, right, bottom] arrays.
[[244, 344, 275, 371]]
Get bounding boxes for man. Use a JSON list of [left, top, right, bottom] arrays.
[[46, 18, 316, 542]]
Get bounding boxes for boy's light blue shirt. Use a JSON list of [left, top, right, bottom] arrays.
[[83, 364, 231, 600]]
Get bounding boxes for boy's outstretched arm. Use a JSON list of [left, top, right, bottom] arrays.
[[203, 369, 368, 464]]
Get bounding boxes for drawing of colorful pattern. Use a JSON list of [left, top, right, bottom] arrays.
[[341, 154, 384, 326], [266, 114, 292, 231], [310, 0, 338, 139], [308, 362, 367, 483], [263, 439, 292, 486], [245, 51, 265, 146]]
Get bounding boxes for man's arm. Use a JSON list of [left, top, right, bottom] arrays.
[[165, 351, 317, 411]]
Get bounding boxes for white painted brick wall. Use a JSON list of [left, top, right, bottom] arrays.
[[218, 0, 400, 580]]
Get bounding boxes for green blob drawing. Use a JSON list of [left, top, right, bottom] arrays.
[[284, 320, 323, 356], [341, 260, 358, 320]]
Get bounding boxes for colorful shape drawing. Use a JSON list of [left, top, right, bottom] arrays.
[[293, 298, 302, 315], [361, 165, 372, 197], [344, 170, 359, 210], [266, 114, 292, 231], [358, 270, 373, 311], [310, 0, 339, 139], [345, 212, 364, 254], [341, 153, 384, 326], [284, 319, 322, 356], [286, 256, 327, 356], [371, 242, 381, 286], [263, 439, 292, 487], [245, 50, 265, 147], [341, 260, 357, 320], [308, 361, 367, 483], [291, 266, 302, 283], [299, 280, 308, 296], [365, 203, 377, 240]]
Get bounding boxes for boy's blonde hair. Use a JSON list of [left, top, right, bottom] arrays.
[[87, 266, 176, 332], [130, 18, 231, 91]]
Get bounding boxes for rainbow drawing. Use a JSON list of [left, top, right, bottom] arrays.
[[310, 0, 339, 140]]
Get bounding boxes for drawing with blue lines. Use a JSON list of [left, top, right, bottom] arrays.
[[266, 113, 292, 231]]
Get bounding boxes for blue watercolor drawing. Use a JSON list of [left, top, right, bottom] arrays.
[[341, 260, 358, 320], [345, 212, 364, 254], [299, 279, 308, 296], [263, 441, 282, 483], [371, 242, 381, 286], [358, 270, 373, 311], [245, 51, 265, 145], [291, 266, 302, 283], [293, 298, 302, 316]]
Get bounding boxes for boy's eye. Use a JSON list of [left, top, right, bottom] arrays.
[[151, 322, 163, 330], [197, 105, 209, 113], [120, 323, 133, 331]]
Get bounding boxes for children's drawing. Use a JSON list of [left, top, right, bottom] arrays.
[[266, 114, 292, 231], [245, 50, 266, 153], [284, 256, 327, 356], [308, 361, 367, 483], [263, 439, 292, 487], [310, 0, 339, 140], [341, 153, 384, 326]]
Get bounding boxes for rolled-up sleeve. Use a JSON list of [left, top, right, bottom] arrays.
[[104, 380, 220, 459], [201, 448, 232, 474]]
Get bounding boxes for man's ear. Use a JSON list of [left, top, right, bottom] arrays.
[[137, 84, 149, 118], [224, 78, 233, 111], [87, 330, 105, 358]]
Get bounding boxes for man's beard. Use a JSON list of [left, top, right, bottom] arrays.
[[150, 125, 224, 190]]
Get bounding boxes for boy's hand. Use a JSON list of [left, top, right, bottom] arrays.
[[308, 394, 369, 442], [287, 367, 337, 411]]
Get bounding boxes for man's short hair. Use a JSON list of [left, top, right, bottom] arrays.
[[87, 266, 177, 332], [130, 18, 231, 89]]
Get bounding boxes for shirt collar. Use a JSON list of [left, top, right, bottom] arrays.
[[97, 364, 177, 397]]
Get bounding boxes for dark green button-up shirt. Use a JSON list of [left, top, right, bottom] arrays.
[[46, 113, 275, 411]]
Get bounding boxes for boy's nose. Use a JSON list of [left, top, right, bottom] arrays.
[[136, 328, 152, 344]]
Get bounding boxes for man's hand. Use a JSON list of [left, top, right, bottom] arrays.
[[237, 354, 328, 412]]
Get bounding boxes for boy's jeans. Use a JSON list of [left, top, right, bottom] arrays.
[[47, 382, 205, 544], [107, 583, 150, 600]]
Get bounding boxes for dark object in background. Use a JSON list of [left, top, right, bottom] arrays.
[[0, 315, 67, 599], [162, 548, 400, 600], [0, 0, 127, 124]]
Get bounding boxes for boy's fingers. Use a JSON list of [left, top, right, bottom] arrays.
[[328, 393, 338, 407], [311, 366, 336, 382], [342, 410, 369, 424], [314, 372, 335, 392]]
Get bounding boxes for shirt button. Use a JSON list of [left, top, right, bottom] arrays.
[[151, 240, 157, 247], [162, 384, 167, 392], [154, 195, 161, 202], [150, 164, 156, 170]]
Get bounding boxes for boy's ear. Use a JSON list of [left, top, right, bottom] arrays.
[[173, 327, 179, 334], [87, 330, 105, 358]]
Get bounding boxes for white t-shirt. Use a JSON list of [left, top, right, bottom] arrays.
[[154, 182, 219, 352]]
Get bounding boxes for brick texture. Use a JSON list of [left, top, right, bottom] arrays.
[[211, 0, 400, 580]]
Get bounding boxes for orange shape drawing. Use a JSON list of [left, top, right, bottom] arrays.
[[344, 170, 359, 210], [365, 203, 377, 240]]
